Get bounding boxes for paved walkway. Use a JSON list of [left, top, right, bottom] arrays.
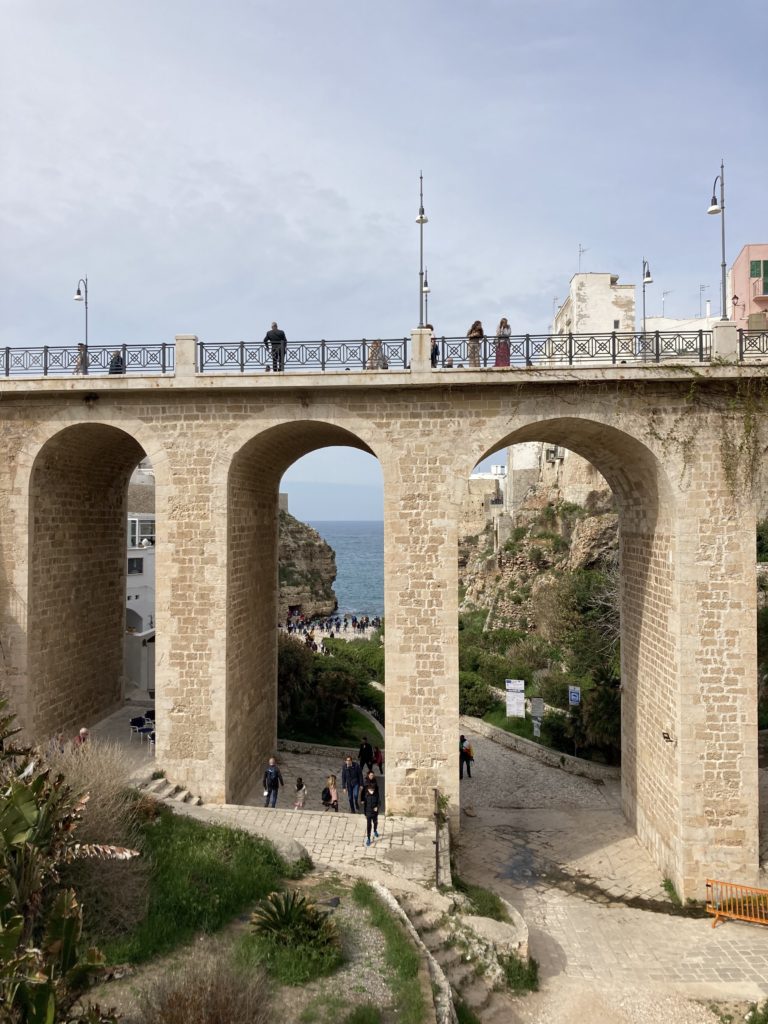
[[456, 730, 768, 1003]]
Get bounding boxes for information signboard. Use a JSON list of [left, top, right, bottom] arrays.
[[568, 686, 581, 706], [505, 678, 525, 718]]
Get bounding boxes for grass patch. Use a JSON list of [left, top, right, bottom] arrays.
[[281, 706, 384, 749], [483, 703, 536, 741], [454, 999, 482, 1024], [352, 881, 424, 1024], [453, 876, 510, 922], [135, 957, 270, 1024], [499, 953, 539, 992], [102, 805, 291, 964], [342, 1007, 383, 1024], [236, 929, 343, 985], [662, 877, 682, 907]]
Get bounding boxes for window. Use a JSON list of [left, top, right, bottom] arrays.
[[128, 517, 155, 547], [613, 320, 620, 330], [750, 260, 761, 278], [128, 557, 144, 575]]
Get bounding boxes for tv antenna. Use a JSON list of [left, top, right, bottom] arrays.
[[578, 243, 589, 272]]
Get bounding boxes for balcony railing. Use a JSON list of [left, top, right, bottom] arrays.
[[0, 343, 173, 377], [197, 338, 410, 373], [738, 331, 768, 360], [432, 331, 712, 368]]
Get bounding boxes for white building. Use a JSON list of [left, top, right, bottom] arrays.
[[124, 510, 156, 695]]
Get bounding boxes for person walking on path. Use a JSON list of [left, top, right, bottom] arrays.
[[459, 734, 473, 779], [341, 755, 363, 813], [373, 746, 384, 774], [263, 321, 288, 372], [293, 776, 308, 810], [466, 320, 484, 368], [358, 735, 374, 774], [360, 781, 380, 846], [262, 756, 284, 807], [322, 773, 339, 812]]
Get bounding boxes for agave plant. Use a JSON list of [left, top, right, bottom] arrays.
[[250, 890, 339, 949], [0, 695, 136, 1023]]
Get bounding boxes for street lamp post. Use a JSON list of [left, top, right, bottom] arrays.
[[707, 160, 728, 321], [415, 173, 428, 328], [642, 259, 653, 352], [422, 267, 430, 325], [73, 276, 89, 346]]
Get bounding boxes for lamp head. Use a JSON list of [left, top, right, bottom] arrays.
[[707, 197, 721, 215], [415, 213, 428, 225], [643, 269, 653, 285], [73, 287, 83, 301]]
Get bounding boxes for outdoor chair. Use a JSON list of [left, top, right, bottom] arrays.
[[129, 715, 146, 741]]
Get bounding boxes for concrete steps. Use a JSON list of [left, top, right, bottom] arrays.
[[136, 774, 204, 806]]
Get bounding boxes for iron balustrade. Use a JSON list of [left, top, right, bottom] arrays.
[[738, 331, 768, 361], [432, 331, 712, 368], [197, 338, 410, 373], [1, 343, 173, 377]]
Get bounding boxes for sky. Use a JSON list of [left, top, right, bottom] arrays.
[[2, 0, 766, 519]]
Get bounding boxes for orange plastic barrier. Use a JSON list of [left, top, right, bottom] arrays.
[[706, 878, 768, 929]]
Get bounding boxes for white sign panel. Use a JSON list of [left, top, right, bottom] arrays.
[[505, 678, 525, 718], [568, 686, 581, 706], [532, 719, 541, 738], [530, 697, 544, 720]]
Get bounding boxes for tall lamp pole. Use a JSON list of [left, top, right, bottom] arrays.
[[73, 276, 89, 346], [416, 173, 428, 328], [423, 267, 430, 324], [707, 160, 728, 321], [641, 258, 653, 342]]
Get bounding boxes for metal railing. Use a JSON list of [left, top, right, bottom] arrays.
[[738, 330, 768, 361], [706, 877, 768, 928], [1, 343, 173, 377], [197, 338, 410, 373], [433, 331, 712, 368]]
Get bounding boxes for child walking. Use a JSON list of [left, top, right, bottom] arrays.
[[294, 776, 307, 810], [322, 773, 339, 812], [360, 781, 380, 847]]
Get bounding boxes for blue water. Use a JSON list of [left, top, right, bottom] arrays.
[[309, 521, 384, 618]]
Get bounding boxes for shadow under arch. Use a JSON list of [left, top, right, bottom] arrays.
[[27, 422, 146, 739], [470, 417, 685, 880], [223, 420, 379, 803]]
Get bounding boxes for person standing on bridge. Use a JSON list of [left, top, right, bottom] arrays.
[[264, 321, 288, 372], [467, 320, 484, 368], [494, 317, 511, 367]]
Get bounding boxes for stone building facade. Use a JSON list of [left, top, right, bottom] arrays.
[[0, 326, 760, 899]]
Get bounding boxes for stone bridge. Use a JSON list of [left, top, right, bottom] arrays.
[[0, 327, 762, 899]]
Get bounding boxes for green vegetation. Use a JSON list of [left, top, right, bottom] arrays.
[[282, 705, 384, 749], [499, 953, 539, 992], [757, 518, 768, 562], [454, 1000, 482, 1024], [453, 876, 510, 922], [103, 807, 293, 964], [747, 1000, 768, 1024], [662, 877, 682, 907], [352, 881, 425, 1024], [341, 1008, 383, 1024], [237, 890, 343, 985]]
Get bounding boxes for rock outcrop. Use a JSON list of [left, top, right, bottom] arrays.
[[278, 510, 337, 620]]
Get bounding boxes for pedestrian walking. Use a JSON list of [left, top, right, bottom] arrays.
[[262, 756, 284, 807], [494, 317, 511, 367], [341, 755, 363, 813], [293, 776, 308, 810], [263, 321, 288, 372], [322, 773, 339, 812], [459, 734, 474, 779], [360, 781, 380, 846], [358, 735, 374, 774], [466, 320, 483, 368], [373, 745, 384, 774]]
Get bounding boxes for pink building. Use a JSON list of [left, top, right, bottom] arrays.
[[729, 243, 768, 328]]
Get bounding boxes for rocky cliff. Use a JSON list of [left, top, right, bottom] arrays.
[[278, 510, 337, 620]]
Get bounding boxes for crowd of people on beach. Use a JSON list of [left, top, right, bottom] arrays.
[[280, 612, 382, 651], [262, 735, 385, 845]]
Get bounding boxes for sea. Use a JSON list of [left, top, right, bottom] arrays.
[[309, 520, 384, 618]]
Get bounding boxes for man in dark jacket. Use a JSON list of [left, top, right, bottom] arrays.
[[263, 756, 284, 808], [341, 755, 363, 813], [358, 735, 374, 774], [263, 321, 288, 372]]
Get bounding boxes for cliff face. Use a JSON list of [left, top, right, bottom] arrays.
[[278, 511, 337, 620]]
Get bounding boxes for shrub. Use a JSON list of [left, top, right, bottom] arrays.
[[499, 953, 539, 992], [528, 546, 545, 568], [453, 876, 510, 922], [48, 739, 150, 940], [459, 672, 496, 717], [135, 958, 270, 1024], [342, 1008, 383, 1024], [240, 890, 343, 984]]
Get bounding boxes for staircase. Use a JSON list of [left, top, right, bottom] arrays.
[[137, 774, 204, 807], [396, 889, 527, 1024]]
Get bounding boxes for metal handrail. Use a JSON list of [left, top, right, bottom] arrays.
[[197, 338, 410, 373], [738, 330, 768, 361], [432, 331, 712, 368], [0, 343, 173, 377]]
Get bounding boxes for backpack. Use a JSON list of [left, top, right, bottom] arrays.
[[265, 765, 279, 786], [321, 786, 331, 803]]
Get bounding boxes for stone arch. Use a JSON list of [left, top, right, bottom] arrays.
[[466, 416, 691, 883]]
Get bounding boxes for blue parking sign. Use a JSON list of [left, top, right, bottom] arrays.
[[568, 686, 581, 706]]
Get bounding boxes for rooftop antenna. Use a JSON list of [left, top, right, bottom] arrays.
[[578, 243, 589, 273]]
